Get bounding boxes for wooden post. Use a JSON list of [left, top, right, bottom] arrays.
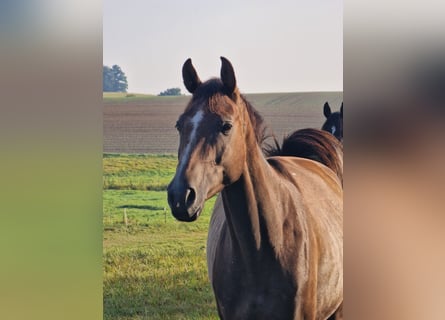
[[123, 208, 128, 227]]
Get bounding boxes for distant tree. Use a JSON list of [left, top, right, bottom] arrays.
[[158, 87, 181, 96], [111, 65, 128, 92], [103, 66, 114, 92], [103, 65, 128, 92]]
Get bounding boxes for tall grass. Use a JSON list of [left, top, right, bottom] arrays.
[[103, 154, 218, 320]]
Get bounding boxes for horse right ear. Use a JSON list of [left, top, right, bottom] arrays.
[[220, 56, 237, 95], [323, 102, 331, 118], [182, 58, 201, 94], [340, 103, 343, 116]]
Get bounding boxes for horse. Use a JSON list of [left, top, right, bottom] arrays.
[[167, 57, 343, 320], [321, 102, 343, 142], [265, 128, 343, 185]]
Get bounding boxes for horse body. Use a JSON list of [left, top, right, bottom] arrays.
[[168, 57, 343, 320], [208, 148, 342, 320]]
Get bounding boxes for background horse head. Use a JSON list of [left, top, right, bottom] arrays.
[[322, 102, 343, 141]]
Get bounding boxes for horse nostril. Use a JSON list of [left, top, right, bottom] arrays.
[[185, 188, 196, 208]]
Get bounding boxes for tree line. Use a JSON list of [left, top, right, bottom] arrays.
[[158, 87, 181, 96], [103, 64, 182, 95]]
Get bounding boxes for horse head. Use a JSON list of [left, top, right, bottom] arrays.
[[167, 57, 248, 222], [321, 102, 343, 141]]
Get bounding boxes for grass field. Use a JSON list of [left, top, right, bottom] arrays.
[[103, 154, 218, 320]]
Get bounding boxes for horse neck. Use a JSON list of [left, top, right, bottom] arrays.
[[221, 115, 283, 270]]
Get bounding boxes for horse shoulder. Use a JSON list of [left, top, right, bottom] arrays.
[[286, 158, 343, 319], [268, 156, 343, 318]]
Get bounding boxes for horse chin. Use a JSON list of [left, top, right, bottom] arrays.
[[175, 205, 202, 222], [189, 207, 202, 221]]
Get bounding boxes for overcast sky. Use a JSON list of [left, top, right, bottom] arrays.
[[103, 0, 342, 94]]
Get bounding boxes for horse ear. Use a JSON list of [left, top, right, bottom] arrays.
[[220, 56, 237, 95], [323, 102, 331, 118], [340, 103, 343, 116], [182, 58, 201, 94]]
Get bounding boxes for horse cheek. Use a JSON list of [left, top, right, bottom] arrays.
[[222, 141, 245, 184]]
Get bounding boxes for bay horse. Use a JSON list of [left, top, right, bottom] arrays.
[[321, 102, 343, 142], [167, 57, 343, 320]]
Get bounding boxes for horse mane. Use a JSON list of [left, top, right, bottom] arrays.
[[240, 94, 270, 145], [265, 128, 343, 183]]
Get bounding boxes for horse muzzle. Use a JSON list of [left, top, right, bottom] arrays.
[[167, 182, 203, 222]]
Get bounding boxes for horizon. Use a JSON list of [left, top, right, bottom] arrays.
[[103, 90, 344, 97]]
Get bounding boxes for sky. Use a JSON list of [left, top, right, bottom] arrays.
[[103, 0, 343, 94]]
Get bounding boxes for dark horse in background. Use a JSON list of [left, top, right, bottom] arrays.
[[167, 57, 343, 320], [321, 102, 343, 142]]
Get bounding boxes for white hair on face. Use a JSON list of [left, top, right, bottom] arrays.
[[176, 110, 204, 177]]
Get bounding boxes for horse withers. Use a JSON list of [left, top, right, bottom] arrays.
[[266, 128, 343, 185], [167, 57, 343, 320]]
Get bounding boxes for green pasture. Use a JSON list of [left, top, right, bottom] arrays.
[[103, 153, 218, 320], [103, 154, 177, 191]]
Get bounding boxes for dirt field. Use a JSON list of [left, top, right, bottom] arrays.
[[103, 92, 343, 154]]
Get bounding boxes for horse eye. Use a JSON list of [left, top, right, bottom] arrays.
[[221, 122, 233, 135]]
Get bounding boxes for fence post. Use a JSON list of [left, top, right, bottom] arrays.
[[123, 208, 128, 227]]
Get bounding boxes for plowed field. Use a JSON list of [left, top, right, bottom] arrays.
[[104, 92, 343, 154]]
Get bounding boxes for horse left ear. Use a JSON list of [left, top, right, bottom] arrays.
[[340, 103, 343, 116], [220, 57, 236, 95], [323, 102, 331, 118], [182, 58, 201, 94]]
